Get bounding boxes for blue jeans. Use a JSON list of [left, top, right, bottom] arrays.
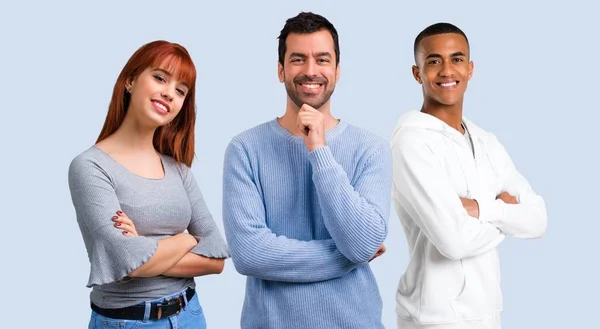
[[89, 289, 207, 329]]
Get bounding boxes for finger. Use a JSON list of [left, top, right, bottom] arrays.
[[115, 215, 134, 226], [120, 228, 138, 237], [114, 212, 137, 227], [296, 123, 310, 135], [296, 119, 313, 135], [115, 210, 131, 220], [112, 216, 135, 230], [298, 110, 321, 119], [370, 253, 381, 262], [300, 104, 317, 112], [114, 222, 135, 234], [297, 114, 322, 130], [297, 112, 319, 123]]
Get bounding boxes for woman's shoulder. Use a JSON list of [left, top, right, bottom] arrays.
[[68, 145, 117, 179], [70, 146, 102, 169]]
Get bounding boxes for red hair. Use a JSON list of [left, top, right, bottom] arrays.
[[97, 40, 197, 166]]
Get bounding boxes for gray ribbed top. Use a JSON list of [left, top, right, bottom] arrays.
[[68, 146, 229, 308]]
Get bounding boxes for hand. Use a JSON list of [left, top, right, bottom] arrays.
[[369, 245, 386, 262], [181, 232, 199, 248], [112, 210, 138, 236], [496, 192, 518, 204], [459, 197, 480, 218], [296, 104, 326, 152]]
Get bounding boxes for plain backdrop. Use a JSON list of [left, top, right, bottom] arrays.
[[1, 1, 598, 328]]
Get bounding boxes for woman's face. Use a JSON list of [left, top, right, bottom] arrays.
[[126, 65, 190, 127]]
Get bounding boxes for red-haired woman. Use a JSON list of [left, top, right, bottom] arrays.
[[68, 40, 229, 329]]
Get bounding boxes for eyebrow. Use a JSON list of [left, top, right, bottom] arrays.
[[289, 52, 307, 59], [153, 68, 172, 76], [288, 52, 332, 59], [424, 53, 440, 61], [152, 68, 189, 89], [425, 51, 467, 60], [315, 52, 332, 58]]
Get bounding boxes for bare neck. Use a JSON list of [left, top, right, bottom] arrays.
[[97, 113, 158, 155]]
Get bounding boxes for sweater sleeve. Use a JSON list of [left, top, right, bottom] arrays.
[[179, 164, 230, 258], [391, 135, 505, 260], [308, 144, 391, 264], [68, 156, 158, 287], [477, 135, 548, 238], [222, 141, 359, 283]]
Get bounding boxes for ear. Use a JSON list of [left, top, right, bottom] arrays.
[[468, 61, 474, 81], [412, 65, 422, 84], [278, 62, 285, 83], [125, 77, 135, 92], [335, 63, 340, 83]]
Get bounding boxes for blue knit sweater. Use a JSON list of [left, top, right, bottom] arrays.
[[223, 119, 392, 329]]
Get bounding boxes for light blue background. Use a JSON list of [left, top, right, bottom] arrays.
[[1, 1, 597, 328]]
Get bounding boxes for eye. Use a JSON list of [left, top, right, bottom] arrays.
[[318, 58, 330, 63], [291, 58, 304, 63], [176, 88, 186, 96], [453, 57, 464, 63], [428, 59, 441, 65], [153, 75, 166, 83]]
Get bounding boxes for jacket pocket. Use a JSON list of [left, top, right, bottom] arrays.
[[451, 253, 501, 319], [418, 249, 468, 323]]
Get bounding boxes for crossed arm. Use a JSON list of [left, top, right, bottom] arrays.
[[113, 212, 224, 278], [461, 136, 547, 239], [221, 141, 388, 283], [392, 136, 506, 260], [115, 165, 228, 278], [391, 133, 546, 262], [69, 157, 224, 284]]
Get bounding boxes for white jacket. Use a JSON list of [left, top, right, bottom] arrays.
[[391, 111, 547, 325]]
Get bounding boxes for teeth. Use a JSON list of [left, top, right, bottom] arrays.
[[302, 84, 320, 89], [440, 82, 457, 87], [154, 101, 168, 112]]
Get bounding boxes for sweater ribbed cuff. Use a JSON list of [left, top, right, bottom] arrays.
[[308, 146, 337, 171]]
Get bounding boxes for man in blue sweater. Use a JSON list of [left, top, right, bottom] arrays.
[[222, 12, 392, 329]]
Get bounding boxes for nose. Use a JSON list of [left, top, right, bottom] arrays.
[[303, 59, 318, 77], [439, 61, 453, 77], [161, 86, 174, 102]]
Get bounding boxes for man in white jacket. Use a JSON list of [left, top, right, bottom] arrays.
[[391, 23, 547, 329]]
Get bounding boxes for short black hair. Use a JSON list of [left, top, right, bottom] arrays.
[[414, 22, 469, 62], [277, 12, 340, 66]]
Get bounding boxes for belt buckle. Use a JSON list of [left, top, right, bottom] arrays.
[[155, 295, 184, 320], [173, 296, 183, 314]]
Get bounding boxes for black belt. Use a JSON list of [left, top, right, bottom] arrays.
[[91, 287, 195, 320]]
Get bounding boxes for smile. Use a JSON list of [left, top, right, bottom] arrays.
[[436, 81, 459, 88], [300, 83, 321, 89], [297, 83, 323, 93], [152, 100, 170, 114]]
